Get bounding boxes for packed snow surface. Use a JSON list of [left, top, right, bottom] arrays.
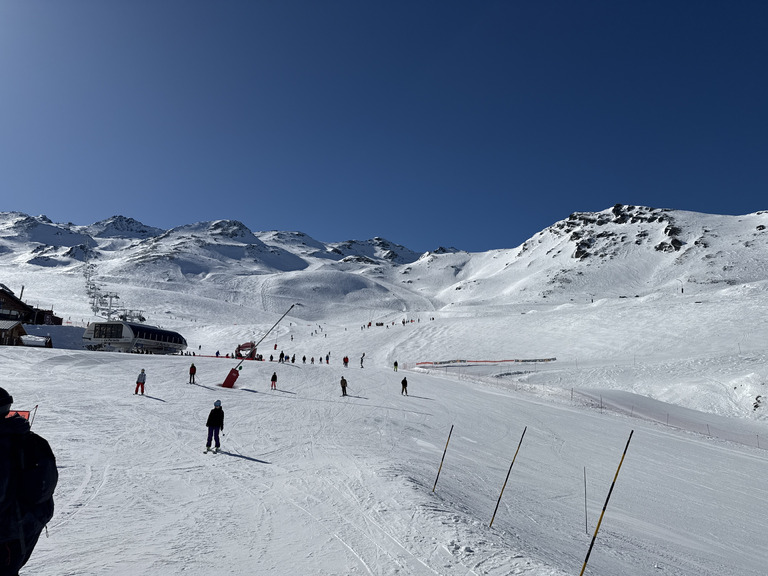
[[2, 207, 768, 574]]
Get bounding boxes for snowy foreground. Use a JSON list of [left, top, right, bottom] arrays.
[[6, 295, 768, 576]]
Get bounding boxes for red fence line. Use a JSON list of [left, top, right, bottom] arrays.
[[415, 358, 556, 366]]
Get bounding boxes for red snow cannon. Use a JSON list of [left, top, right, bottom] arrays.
[[222, 367, 240, 388]]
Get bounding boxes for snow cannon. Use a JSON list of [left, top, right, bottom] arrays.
[[222, 366, 242, 388], [221, 304, 296, 388]]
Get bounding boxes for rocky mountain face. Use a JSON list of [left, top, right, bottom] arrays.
[[1, 206, 767, 319]]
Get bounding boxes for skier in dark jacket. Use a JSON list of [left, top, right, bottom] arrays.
[[189, 363, 196, 384], [205, 400, 224, 453], [401, 377, 408, 396], [0, 387, 57, 576], [340, 376, 348, 396], [270, 372, 278, 390]]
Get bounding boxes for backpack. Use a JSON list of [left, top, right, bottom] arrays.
[[0, 427, 57, 573], [15, 431, 58, 509]]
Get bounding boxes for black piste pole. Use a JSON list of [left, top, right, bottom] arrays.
[[579, 429, 634, 576], [489, 426, 527, 528], [432, 424, 454, 492]]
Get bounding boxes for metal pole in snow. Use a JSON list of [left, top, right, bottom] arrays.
[[235, 304, 296, 370], [489, 426, 527, 528], [432, 424, 454, 492], [584, 466, 588, 535], [29, 404, 39, 428], [579, 430, 634, 576]]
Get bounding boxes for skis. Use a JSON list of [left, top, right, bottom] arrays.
[[204, 447, 220, 454]]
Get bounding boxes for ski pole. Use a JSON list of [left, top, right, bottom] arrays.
[[29, 404, 39, 428]]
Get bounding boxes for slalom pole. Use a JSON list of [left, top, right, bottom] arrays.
[[579, 429, 634, 576], [489, 426, 527, 528], [432, 424, 454, 492], [29, 404, 39, 428]]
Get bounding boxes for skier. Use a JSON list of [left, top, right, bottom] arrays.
[[189, 363, 196, 384], [393, 361, 398, 372], [0, 388, 58, 576], [134, 369, 146, 395], [271, 372, 278, 390], [205, 400, 224, 453], [401, 377, 408, 396], [340, 376, 348, 397]]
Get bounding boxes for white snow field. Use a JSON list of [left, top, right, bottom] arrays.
[[5, 296, 768, 576], [2, 207, 768, 575]]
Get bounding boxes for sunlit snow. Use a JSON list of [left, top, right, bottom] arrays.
[[2, 208, 768, 575]]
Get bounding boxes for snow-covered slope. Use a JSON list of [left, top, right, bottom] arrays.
[[2, 206, 768, 574], [4, 305, 768, 576]]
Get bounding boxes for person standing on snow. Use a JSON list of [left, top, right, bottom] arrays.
[[135, 369, 146, 395], [0, 387, 58, 576], [393, 361, 398, 372], [189, 363, 196, 384], [205, 400, 224, 453], [401, 377, 408, 396], [340, 376, 348, 396], [270, 372, 278, 390]]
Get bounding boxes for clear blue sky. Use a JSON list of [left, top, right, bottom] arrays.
[[2, 1, 767, 253]]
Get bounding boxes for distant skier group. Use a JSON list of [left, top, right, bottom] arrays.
[[133, 349, 412, 455]]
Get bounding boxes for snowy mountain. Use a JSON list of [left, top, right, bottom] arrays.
[[4, 205, 768, 318], [2, 206, 768, 575], [84, 215, 165, 240]]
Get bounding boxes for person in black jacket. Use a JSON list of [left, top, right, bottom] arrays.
[[205, 400, 224, 453], [0, 387, 57, 576]]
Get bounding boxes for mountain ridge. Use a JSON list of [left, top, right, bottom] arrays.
[[1, 205, 767, 321]]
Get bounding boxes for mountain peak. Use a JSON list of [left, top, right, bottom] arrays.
[[87, 216, 164, 239]]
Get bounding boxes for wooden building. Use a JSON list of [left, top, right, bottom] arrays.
[[0, 283, 62, 325], [0, 320, 27, 346], [0, 283, 33, 322]]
